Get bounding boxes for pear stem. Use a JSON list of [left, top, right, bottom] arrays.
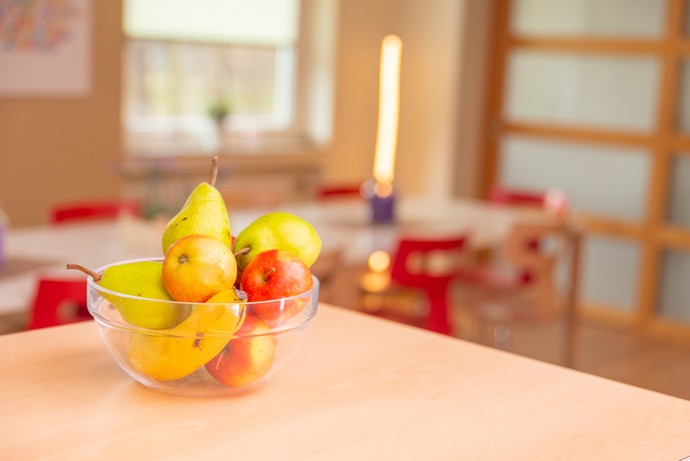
[[210, 155, 218, 187], [234, 246, 251, 257], [66, 263, 102, 282]]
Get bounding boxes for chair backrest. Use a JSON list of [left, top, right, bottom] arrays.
[[501, 221, 571, 318], [317, 184, 363, 200], [489, 186, 569, 218], [388, 235, 469, 335], [51, 200, 140, 224], [489, 186, 570, 284], [390, 235, 469, 292], [489, 186, 545, 208], [27, 278, 90, 330]]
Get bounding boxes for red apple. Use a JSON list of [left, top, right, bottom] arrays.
[[240, 249, 313, 322], [205, 314, 276, 387], [162, 234, 237, 302]]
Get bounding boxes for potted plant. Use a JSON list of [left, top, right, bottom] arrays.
[[208, 100, 230, 126]]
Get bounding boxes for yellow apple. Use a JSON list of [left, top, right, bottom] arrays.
[[162, 234, 237, 303]]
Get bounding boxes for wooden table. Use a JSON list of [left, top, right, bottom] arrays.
[[0, 197, 548, 316], [2, 305, 690, 460]]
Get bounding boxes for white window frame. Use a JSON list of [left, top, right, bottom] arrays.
[[122, 0, 337, 157]]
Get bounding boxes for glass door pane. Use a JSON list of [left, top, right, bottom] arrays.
[[658, 249, 690, 325], [499, 135, 650, 221], [512, 0, 666, 38], [581, 235, 641, 312], [505, 51, 660, 132]]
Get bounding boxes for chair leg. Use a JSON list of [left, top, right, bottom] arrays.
[[425, 289, 452, 335], [493, 323, 512, 351]]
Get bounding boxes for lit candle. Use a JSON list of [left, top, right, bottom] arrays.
[[372, 34, 402, 191], [370, 34, 402, 223]]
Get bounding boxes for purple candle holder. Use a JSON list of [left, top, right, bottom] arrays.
[[370, 192, 396, 224]]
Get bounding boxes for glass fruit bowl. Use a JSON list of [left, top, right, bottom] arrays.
[[87, 260, 319, 397]]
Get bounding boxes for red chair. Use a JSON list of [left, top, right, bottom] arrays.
[[51, 200, 140, 224], [488, 186, 547, 208], [488, 185, 569, 217], [360, 235, 470, 335], [27, 278, 91, 330], [28, 200, 136, 329], [317, 184, 363, 200]]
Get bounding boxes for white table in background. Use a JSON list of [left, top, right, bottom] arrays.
[[0, 197, 548, 316]]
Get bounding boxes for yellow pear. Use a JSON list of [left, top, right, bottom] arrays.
[[161, 156, 232, 254], [128, 289, 246, 381]]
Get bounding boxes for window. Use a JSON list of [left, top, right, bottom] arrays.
[[122, 0, 332, 155]]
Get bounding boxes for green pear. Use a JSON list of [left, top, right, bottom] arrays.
[[67, 262, 190, 329], [161, 156, 231, 254], [233, 212, 322, 270]]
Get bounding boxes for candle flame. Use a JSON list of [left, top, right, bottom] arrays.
[[372, 34, 402, 189]]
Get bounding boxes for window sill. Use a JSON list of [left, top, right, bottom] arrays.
[[124, 129, 325, 158], [118, 131, 328, 214]]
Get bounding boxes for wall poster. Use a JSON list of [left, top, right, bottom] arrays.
[[0, 0, 91, 97]]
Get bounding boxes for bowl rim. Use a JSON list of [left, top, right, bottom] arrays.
[[88, 257, 319, 306], [87, 257, 319, 336]]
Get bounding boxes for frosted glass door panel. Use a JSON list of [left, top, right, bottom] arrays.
[[505, 51, 659, 132], [667, 155, 690, 228], [581, 235, 640, 312], [499, 135, 650, 221], [512, 0, 665, 38], [658, 250, 690, 325]]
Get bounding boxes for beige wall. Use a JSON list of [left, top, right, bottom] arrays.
[[453, 0, 494, 198], [0, 0, 491, 227], [0, 1, 123, 227], [324, 0, 491, 200]]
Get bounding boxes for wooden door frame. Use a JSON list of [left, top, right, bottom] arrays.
[[480, 0, 690, 340]]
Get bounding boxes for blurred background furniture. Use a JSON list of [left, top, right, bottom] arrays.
[[0, 197, 553, 331], [359, 235, 470, 335], [477, 185, 570, 285], [51, 199, 141, 224], [487, 186, 565, 209], [460, 219, 582, 367], [488, 185, 569, 217], [27, 278, 90, 330], [317, 183, 364, 200], [28, 200, 141, 329]]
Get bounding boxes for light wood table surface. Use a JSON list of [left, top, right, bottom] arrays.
[[2, 304, 690, 460]]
